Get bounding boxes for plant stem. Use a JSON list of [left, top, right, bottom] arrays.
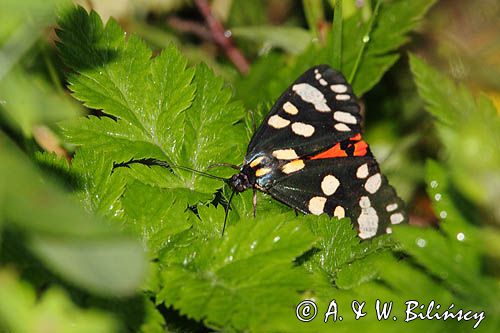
[[348, 0, 381, 84], [332, 0, 343, 70], [194, 0, 250, 74]]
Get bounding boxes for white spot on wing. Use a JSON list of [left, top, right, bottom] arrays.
[[359, 196, 371, 209], [272, 149, 299, 160], [356, 163, 369, 179], [283, 101, 298, 115], [268, 115, 290, 129], [319, 78, 327, 86], [308, 196, 327, 215], [330, 84, 348, 93], [334, 111, 357, 124], [292, 83, 331, 112], [386, 227, 393, 234], [358, 206, 378, 239], [365, 173, 382, 194], [282, 160, 305, 174], [390, 213, 405, 224], [334, 123, 351, 132], [292, 122, 315, 137], [336, 94, 350, 101], [386, 203, 398, 212], [333, 206, 345, 218], [321, 175, 340, 196], [358, 195, 378, 238]]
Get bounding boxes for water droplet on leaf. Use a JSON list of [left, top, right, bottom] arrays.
[[416, 238, 427, 247]]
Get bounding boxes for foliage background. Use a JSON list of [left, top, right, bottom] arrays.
[[0, 0, 499, 332]]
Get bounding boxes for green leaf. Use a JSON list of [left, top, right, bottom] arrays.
[[231, 26, 312, 54], [235, 0, 437, 120], [180, 64, 246, 191], [233, 53, 285, 110], [410, 53, 479, 127], [230, 188, 292, 221], [304, 216, 358, 275], [58, 8, 194, 161], [58, 7, 246, 198], [30, 235, 146, 297], [304, 215, 394, 289], [193, 204, 227, 238], [302, 0, 325, 39], [331, 0, 343, 70], [121, 180, 192, 255], [392, 161, 498, 308], [0, 132, 147, 296], [227, 0, 267, 27], [410, 54, 500, 218], [139, 298, 166, 333], [0, 69, 80, 136], [34, 151, 76, 191], [158, 211, 317, 332], [342, 0, 438, 95], [394, 226, 498, 308], [0, 270, 117, 332], [424, 160, 475, 238], [0, 0, 69, 80], [71, 149, 127, 219]]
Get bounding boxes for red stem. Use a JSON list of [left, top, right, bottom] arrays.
[[194, 0, 250, 74]]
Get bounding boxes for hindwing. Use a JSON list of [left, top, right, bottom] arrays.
[[263, 149, 407, 239]]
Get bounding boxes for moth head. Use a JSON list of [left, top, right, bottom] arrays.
[[228, 172, 252, 192]]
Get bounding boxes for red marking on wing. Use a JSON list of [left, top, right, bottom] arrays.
[[349, 133, 362, 141], [310, 143, 347, 159], [310, 133, 368, 159], [353, 140, 368, 156]]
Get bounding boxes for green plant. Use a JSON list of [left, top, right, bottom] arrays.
[[0, 1, 498, 332]]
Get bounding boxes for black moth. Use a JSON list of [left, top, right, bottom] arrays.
[[228, 65, 406, 239]]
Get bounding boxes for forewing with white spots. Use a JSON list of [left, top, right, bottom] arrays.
[[246, 65, 362, 161]]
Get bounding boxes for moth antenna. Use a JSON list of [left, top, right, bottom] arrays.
[[171, 164, 228, 181], [127, 158, 237, 235], [222, 190, 236, 236], [207, 162, 241, 171], [146, 159, 228, 181]]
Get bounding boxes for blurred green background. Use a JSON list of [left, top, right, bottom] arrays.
[[0, 0, 499, 332]]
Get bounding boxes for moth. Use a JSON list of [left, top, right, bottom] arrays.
[[227, 65, 406, 239]]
